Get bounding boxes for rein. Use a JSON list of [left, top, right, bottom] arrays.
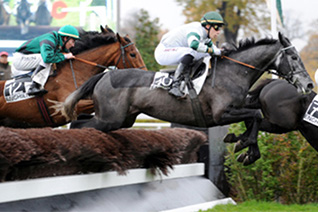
[[221, 55, 256, 69], [69, 58, 110, 89], [68, 40, 146, 88], [73, 57, 109, 69], [221, 45, 295, 77], [70, 41, 145, 72]]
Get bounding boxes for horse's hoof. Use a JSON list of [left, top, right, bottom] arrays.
[[242, 155, 260, 166], [243, 156, 254, 166], [236, 153, 247, 163], [223, 133, 237, 143], [256, 109, 264, 119], [234, 141, 245, 153]]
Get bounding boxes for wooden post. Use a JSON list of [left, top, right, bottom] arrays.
[[208, 126, 230, 196]]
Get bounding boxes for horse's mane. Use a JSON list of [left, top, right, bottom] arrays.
[[225, 37, 278, 54], [70, 29, 118, 55]]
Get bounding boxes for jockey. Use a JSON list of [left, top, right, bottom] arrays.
[[155, 11, 224, 97], [11, 25, 80, 96]]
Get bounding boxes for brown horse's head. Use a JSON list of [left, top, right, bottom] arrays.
[[115, 33, 147, 70], [72, 26, 147, 71]]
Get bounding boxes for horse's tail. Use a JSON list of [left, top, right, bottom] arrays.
[[63, 72, 107, 120], [245, 79, 275, 108]]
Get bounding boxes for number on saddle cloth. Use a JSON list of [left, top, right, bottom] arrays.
[[4, 77, 33, 103], [150, 72, 173, 90]]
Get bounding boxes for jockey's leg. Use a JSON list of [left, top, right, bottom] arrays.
[[27, 65, 48, 96], [169, 54, 194, 97]]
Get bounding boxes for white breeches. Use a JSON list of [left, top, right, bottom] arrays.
[[154, 43, 209, 66], [11, 52, 51, 87]]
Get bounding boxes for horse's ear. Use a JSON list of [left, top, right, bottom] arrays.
[[116, 33, 123, 43], [106, 25, 115, 34], [100, 25, 105, 33], [278, 32, 283, 41], [278, 32, 290, 47]]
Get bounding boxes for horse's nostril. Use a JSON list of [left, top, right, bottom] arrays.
[[308, 83, 314, 90]]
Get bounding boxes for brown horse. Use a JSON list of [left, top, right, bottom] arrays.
[[0, 26, 146, 128]]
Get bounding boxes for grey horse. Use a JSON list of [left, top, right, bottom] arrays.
[[56, 33, 314, 140]]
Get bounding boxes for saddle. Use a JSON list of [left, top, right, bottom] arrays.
[[160, 57, 206, 80], [151, 56, 211, 95]]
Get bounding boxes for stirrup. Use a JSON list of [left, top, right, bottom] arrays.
[[168, 87, 184, 97], [27, 88, 48, 96], [27, 83, 47, 96]]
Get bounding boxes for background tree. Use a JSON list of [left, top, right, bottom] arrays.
[[300, 33, 318, 88], [297, 19, 318, 89], [281, 11, 304, 41], [132, 9, 163, 71], [176, 0, 269, 44], [226, 122, 318, 204]]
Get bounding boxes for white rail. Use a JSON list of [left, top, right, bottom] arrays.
[[0, 163, 204, 204], [133, 114, 170, 129], [133, 122, 171, 129]]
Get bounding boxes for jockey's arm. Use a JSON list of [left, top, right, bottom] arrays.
[[187, 32, 221, 56], [187, 32, 208, 53], [39, 34, 66, 64]]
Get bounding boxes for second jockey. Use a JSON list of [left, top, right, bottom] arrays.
[[12, 25, 80, 96]]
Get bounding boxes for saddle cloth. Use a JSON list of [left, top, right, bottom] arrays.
[[303, 95, 318, 127], [4, 78, 34, 103], [150, 56, 210, 95]]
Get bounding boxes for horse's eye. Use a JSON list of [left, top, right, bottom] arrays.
[[292, 55, 298, 60], [130, 53, 136, 58]]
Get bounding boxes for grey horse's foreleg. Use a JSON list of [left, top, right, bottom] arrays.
[[236, 142, 261, 166], [234, 116, 262, 165], [219, 108, 263, 165], [223, 119, 254, 144]]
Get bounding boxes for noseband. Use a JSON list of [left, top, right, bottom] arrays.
[[114, 42, 146, 69]]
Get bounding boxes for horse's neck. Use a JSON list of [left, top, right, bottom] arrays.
[[80, 43, 120, 67], [235, 44, 280, 84], [53, 44, 120, 85], [239, 44, 279, 67]]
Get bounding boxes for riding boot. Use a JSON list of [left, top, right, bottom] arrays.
[[27, 65, 48, 96], [169, 63, 187, 97]]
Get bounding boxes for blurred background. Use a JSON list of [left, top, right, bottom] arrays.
[[1, 0, 318, 88]]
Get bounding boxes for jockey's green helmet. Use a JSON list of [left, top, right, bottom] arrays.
[[58, 25, 80, 39], [201, 11, 224, 26]]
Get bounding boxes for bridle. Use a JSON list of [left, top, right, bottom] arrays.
[[72, 41, 145, 70], [221, 45, 297, 83], [114, 42, 146, 70], [69, 40, 146, 88]]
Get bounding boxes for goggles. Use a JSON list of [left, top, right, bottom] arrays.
[[212, 24, 222, 31]]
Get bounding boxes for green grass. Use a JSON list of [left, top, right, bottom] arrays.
[[200, 201, 318, 212]]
